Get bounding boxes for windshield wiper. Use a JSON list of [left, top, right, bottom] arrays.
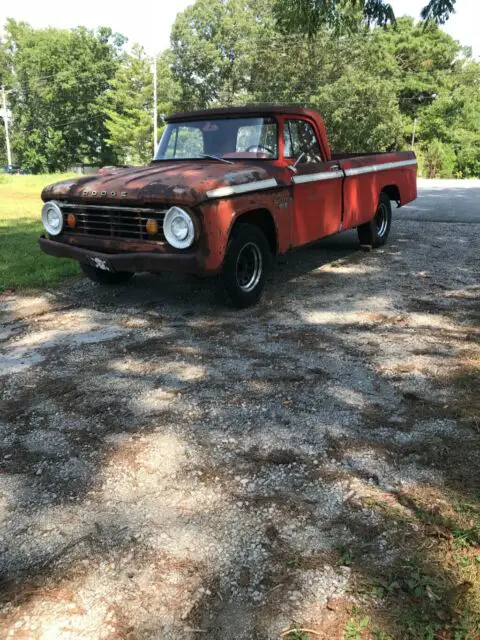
[[197, 154, 234, 165]]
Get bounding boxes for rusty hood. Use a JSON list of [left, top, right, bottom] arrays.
[[41, 161, 285, 207]]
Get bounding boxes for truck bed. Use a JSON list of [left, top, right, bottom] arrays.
[[332, 149, 417, 229]]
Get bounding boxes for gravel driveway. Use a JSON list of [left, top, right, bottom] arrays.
[[1, 180, 479, 639]]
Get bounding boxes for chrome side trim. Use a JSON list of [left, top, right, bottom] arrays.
[[344, 158, 417, 177], [206, 178, 278, 199], [293, 170, 344, 184]]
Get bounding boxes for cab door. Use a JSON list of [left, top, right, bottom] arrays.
[[284, 119, 344, 247]]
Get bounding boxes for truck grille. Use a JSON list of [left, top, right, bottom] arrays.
[[61, 203, 167, 242]]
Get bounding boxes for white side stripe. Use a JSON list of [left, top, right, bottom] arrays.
[[344, 158, 417, 177], [205, 158, 416, 198], [293, 170, 344, 184], [206, 178, 278, 199]]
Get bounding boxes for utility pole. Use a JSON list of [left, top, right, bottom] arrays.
[[1, 86, 12, 167], [153, 57, 158, 154], [411, 117, 417, 148]]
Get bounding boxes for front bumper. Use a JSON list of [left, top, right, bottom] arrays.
[[39, 236, 207, 274]]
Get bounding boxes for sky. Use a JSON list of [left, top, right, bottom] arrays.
[[0, 0, 478, 57]]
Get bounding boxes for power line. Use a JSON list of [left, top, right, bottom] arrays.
[[7, 90, 471, 139], [14, 113, 105, 135]]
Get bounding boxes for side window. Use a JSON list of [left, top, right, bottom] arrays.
[[284, 120, 322, 163], [164, 126, 204, 158]]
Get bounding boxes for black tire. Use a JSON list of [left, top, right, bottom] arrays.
[[221, 223, 271, 308], [357, 192, 392, 248], [80, 262, 134, 285]]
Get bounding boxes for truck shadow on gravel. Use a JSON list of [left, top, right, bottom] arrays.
[[0, 227, 479, 638]]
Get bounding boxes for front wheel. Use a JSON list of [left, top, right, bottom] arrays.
[[221, 223, 271, 308], [80, 262, 134, 285], [357, 193, 392, 248]]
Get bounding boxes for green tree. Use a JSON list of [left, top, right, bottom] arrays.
[[249, 23, 404, 151], [170, 0, 275, 109], [2, 0, 477, 176], [0, 36, 10, 87], [273, 0, 456, 37], [418, 61, 480, 177], [4, 20, 125, 173], [371, 17, 461, 119], [417, 138, 456, 177], [0, 36, 10, 166], [103, 45, 155, 164], [103, 47, 180, 164], [170, 0, 478, 161], [312, 70, 404, 152], [155, 51, 182, 138], [0, 130, 6, 167]]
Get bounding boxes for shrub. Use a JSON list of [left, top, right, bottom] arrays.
[[418, 139, 456, 178]]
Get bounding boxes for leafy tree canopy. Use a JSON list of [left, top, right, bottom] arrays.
[[3, 20, 125, 172], [273, 0, 456, 37], [170, 0, 478, 176], [0, 0, 478, 178], [103, 46, 179, 164]]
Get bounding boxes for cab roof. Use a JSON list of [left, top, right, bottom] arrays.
[[166, 105, 321, 122]]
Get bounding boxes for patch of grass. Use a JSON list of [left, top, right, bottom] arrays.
[[343, 615, 370, 639], [340, 481, 480, 638], [375, 561, 442, 601], [452, 527, 480, 550], [0, 173, 79, 290], [369, 561, 478, 639], [368, 488, 480, 638], [337, 547, 355, 567]]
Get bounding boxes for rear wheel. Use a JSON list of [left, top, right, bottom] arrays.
[[80, 263, 134, 285], [357, 192, 392, 248], [221, 223, 271, 308]]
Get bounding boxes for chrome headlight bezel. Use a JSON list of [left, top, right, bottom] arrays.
[[163, 206, 195, 249], [41, 201, 64, 236]]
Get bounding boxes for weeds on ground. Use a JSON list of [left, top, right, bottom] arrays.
[[338, 547, 355, 567], [359, 487, 480, 639], [343, 615, 370, 639]]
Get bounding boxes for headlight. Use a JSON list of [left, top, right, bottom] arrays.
[[163, 206, 195, 249], [41, 201, 64, 236]]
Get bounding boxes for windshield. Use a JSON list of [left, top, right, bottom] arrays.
[[155, 117, 278, 161]]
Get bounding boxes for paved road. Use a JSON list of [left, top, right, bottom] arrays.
[[316, 178, 480, 251], [397, 178, 480, 223]]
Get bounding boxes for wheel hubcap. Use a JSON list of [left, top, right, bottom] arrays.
[[236, 242, 263, 292], [375, 203, 388, 237]]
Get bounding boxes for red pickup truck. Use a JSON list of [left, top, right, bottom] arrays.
[[40, 106, 417, 307]]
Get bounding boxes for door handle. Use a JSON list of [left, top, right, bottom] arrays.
[[330, 164, 341, 171]]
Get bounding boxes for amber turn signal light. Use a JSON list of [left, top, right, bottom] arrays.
[[66, 213, 77, 228], [146, 218, 159, 235]]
